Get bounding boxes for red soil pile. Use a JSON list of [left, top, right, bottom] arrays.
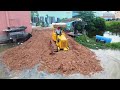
[[2, 28, 102, 75]]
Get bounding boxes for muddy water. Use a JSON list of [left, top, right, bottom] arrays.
[[103, 31, 120, 43]]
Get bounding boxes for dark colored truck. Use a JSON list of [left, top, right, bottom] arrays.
[[4, 26, 30, 43]]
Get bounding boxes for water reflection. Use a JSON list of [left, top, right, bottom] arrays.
[[103, 31, 120, 43]]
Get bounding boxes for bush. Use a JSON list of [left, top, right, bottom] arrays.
[[85, 17, 106, 37], [74, 11, 106, 37], [106, 21, 120, 34]]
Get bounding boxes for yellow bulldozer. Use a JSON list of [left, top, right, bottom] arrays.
[[49, 23, 69, 54]]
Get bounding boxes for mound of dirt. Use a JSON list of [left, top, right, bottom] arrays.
[[2, 28, 103, 75]]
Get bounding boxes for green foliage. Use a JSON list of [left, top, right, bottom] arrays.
[[105, 42, 120, 50], [77, 11, 95, 22], [75, 35, 106, 49], [75, 35, 120, 50], [36, 22, 41, 26], [89, 17, 106, 37], [76, 11, 106, 37], [106, 21, 120, 34], [31, 11, 39, 23], [75, 21, 84, 33], [31, 11, 39, 17], [94, 17, 106, 31]]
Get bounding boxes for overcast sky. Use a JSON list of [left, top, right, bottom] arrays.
[[95, 11, 115, 16]]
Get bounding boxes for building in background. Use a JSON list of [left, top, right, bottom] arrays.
[[115, 11, 120, 19], [32, 11, 84, 26], [102, 11, 115, 20], [72, 11, 103, 17], [0, 11, 32, 42], [33, 11, 116, 25], [32, 11, 73, 26]]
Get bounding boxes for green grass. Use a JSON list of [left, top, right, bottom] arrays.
[[105, 21, 120, 34], [75, 35, 120, 50], [75, 35, 106, 49], [105, 42, 120, 50]]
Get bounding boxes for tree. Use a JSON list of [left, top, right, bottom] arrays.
[[76, 11, 106, 37], [75, 11, 95, 37], [87, 17, 106, 37], [76, 11, 95, 22], [94, 17, 106, 32], [31, 11, 39, 24]]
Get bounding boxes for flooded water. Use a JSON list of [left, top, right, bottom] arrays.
[[103, 31, 120, 43]]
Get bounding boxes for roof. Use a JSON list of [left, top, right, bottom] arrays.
[[61, 18, 82, 23], [103, 12, 115, 17]]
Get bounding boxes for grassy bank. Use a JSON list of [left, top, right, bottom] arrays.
[[105, 42, 120, 50], [105, 21, 120, 34], [75, 35, 120, 50], [75, 35, 106, 49]]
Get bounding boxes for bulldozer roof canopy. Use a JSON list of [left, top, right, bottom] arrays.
[[52, 23, 67, 28]]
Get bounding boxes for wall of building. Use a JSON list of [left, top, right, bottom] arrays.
[[115, 11, 120, 19], [38, 11, 72, 19], [32, 11, 72, 25], [0, 11, 32, 42]]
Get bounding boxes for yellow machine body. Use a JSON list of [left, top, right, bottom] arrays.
[[52, 28, 69, 51]]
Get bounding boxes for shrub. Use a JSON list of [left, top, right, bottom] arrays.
[[106, 21, 120, 34], [86, 17, 106, 37]]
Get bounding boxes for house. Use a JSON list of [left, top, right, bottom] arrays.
[[102, 11, 115, 20], [115, 11, 120, 19], [0, 11, 32, 42]]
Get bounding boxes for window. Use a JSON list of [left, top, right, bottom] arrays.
[[33, 17, 37, 23], [49, 16, 55, 24], [40, 16, 44, 22], [57, 18, 60, 22]]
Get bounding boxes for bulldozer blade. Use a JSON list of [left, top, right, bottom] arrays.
[[49, 40, 58, 55]]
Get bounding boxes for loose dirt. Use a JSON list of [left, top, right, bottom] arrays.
[[2, 28, 103, 75]]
